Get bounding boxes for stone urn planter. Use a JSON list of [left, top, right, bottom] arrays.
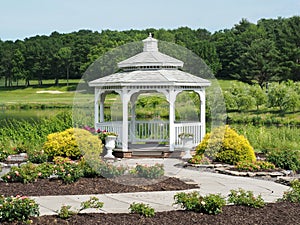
[[179, 133, 194, 159], [104, 135, 117, 159]]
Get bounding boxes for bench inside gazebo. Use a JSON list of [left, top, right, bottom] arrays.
[[89, 34, 211, 158]]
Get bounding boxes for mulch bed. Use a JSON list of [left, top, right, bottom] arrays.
[[1, 163, 299, 224], [3, 202, 300, 225], [0, 175, 198, 196]]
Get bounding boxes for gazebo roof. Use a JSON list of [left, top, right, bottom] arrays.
[[89, 69, 210, 87], [89, 34, 211, 88]]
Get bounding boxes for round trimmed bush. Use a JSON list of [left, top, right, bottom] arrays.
[[194, 125, 256, 165], [43, 128, 103, 160]]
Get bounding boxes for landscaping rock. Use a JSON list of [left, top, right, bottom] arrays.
[[269, 172, 284, 177], [6, 153, 28, 162], [276, 176, 300, 186], [214, 164, 225, 168], [228, 170, 248, 176], [215, 167, 226, 173], [282, 170, 294, 176], [255, 172, 268, 176], [247, 172, 256, 177]]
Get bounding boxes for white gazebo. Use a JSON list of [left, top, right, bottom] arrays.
[[89, 34, 211, 157]]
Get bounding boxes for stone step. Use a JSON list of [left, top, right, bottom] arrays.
[[131, 150, 170, 158]]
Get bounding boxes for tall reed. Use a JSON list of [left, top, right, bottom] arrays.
[[232, 124, 300, 152]]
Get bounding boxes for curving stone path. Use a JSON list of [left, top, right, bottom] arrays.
[[32, 158, 290, 216]]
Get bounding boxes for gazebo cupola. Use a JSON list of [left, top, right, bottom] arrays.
[[118, 33, 183, 70], [89, 34, 211, 157]]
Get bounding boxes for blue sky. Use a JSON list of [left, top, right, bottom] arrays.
[[1, 0, 299, 41]]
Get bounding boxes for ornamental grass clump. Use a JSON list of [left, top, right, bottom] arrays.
[[193, 125, 256, 165], [43, 128, 103, 160]]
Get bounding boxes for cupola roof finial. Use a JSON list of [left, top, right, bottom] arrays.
[[143, 33, 158, 52]]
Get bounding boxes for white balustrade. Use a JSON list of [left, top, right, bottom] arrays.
[[96, 120, 202, 148], [174, 122, 202, 147], [130, 120, 169, 143]]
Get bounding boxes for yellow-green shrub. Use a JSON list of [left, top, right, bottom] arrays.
[[194, 125, 256, 165], [43, 128, 103, 160]]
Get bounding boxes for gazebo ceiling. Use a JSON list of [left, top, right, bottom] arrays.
[[88, 34, 211, 88]]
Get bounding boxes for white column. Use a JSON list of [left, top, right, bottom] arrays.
[[130, 94, 138, 143], [94, 88, 99, 128], [198, 89, 206, 141], [121, 88, 130, 151], [168, 89, 176, 152], [99, 93, 105, 123]]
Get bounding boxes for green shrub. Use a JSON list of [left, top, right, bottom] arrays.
[[257, 161, 276, 170], [57, 196, 104, 219], [135, 163, 164, 179], [236, 161, 276, 172], [57, 205, 76, 219], [228, 188, 265, 208], [0, 195, 39, 223], [43, 128, 103, 160], [79, 196, 104, 212], [36, 162, 55, 179], [188, 154, 212, 164], [53, 156, 72, 164], [174, 191, 226, 215], [0, 144, 15, 161], [54, 162, 84, 184], [27, 148, 48, 163], [174, 191, 201, 212], [129, 202, 155, 217], [236, 161, 260, 171], [194, 125, 256, 165], [78, 157, 100, 178], [2, 163, 38, 183], [98, 162, 126, 178], [279, 179, 300, 203], [266, 149, 300, 172], [203, 194, 227, 215]]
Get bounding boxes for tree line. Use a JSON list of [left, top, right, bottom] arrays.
[[224, 81, 300, 113], [0, 16, 299, 87]]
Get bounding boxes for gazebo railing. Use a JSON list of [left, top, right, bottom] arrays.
[[130, 120, 169, 143], [96, 120, 202, 148], [174, 122, 202, 147]]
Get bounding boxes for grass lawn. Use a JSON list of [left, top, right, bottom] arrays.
[[0, 79, 92, 106]]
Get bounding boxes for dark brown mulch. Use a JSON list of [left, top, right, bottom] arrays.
[[3, 202, 300, 225], [0, 176, 198, 196]]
